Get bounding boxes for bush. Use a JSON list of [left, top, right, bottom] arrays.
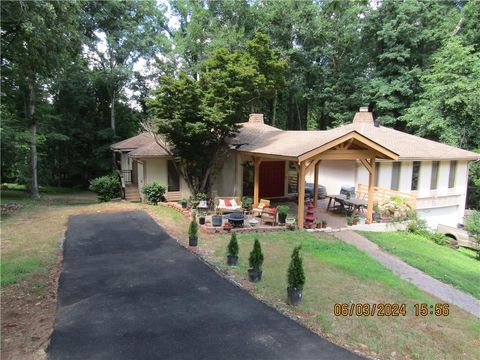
[[227, 232, 239, 257], [249, 238, 264, 271], [287, 246, 305, 290], [188, 219, 198, 238], [277, 205, 289, 216], [242, 196, 253, 209], [407, 219, 428, 233], [88, 175, 121, 202], [428, 232, 449, 246], [142, 182, 166, 205]]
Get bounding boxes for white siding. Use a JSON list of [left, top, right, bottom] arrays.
[[142, 158, 191, 199], [417, 206, 460, 228], [417, 161, 432, 197], [377, 162, 392, 189], [398, 161, 412, 192], [306, 160, 356, 194]]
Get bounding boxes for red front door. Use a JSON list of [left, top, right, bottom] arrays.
[[259, 161, 285, 198]]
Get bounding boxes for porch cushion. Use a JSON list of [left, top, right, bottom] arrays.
[[264, 207, 277, 215], [224, 199, 232, 207], [230, 199, 238, 207], [218, 199, 226, 208]]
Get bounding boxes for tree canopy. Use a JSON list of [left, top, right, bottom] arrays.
[[1, 0, 479, 206]]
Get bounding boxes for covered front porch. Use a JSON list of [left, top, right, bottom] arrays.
[[245, 131, 400, 228]]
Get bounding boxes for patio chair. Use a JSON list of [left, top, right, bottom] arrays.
[[261, 207, 277, 225], [252, 199, 270, 217]]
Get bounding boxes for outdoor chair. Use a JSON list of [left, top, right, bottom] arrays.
[[261, 207, 277, 225], [215, 196, 243, 214], [252, 199, 270, 217]]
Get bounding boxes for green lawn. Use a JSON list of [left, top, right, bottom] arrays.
[[194, 230, 480, 360], [359, 231, 480, 299]]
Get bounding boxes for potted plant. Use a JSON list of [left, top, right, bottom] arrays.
[[223, 222, 232, 232], [227, 232, 239, 266], [188, 219, 198, 247], [321, 220, 327, 228], [277, 205, 289, 225], [352, 216, 359, 225], [180, 198, 188, 209], [346, 216, 353, 226], [358, 216, 366, 225], [316, 221, 322, 229], [248, 238, 264, 282], [287, 246, 305, 306], [242, 196, 253, 211], [199, 214, 206, 225], [212, 210, 223, 227]]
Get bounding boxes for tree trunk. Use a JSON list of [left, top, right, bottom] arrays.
[[272, 90, 278, 126], [111, 90, 116, 168], [27, 76, 40, 198], [111, 90, 116, 136]]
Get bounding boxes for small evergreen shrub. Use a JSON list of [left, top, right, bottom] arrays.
[[142, 182, 166, 205], [89, 175, 121, 202], [277, 205, 289, 216], [287, 246, 305, 290], [188, 219, 198, 238], [429, 231, 449, 246], [248, 238, 264, 271], [227, 232, 239, 257]]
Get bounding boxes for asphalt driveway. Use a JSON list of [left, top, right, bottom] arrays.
[[48, 211, 362, 360]]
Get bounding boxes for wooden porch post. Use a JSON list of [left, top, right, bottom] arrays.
[[367, 157, 376, 224], [313, 160, 320, 207], [297, 161, 306, 228], [253, 157, 262, 207]]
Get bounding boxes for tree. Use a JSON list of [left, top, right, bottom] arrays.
[[402, 37, 480, 148], [364, 0, 458, 129], [1, 0, 82, 197], [287, 246, 305, 290], [83, 0, 168, 138], [464, 211, 480, 260], [148, 33, 285, 194]]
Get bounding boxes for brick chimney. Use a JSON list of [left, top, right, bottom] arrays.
[[248, 113, 264, 124], [352, 107, 374, 125]]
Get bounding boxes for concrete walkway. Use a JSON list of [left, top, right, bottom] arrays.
[[48, 211, 362, 360], [334, 231, 480, 318]]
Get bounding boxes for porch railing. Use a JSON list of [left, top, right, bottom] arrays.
[[121, 170, 132, 184], [357, 184, 416, 209]]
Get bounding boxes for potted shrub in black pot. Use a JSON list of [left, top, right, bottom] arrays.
[[188, 219, 198, 247], [248, 238, 264, 282], [287, 246, 305, 306], [227, 232, 239, 266], [277, 205, 289, 225], [180, 198, 188, 209]]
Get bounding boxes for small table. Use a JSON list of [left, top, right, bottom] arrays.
[[327, 194, 367, 215]]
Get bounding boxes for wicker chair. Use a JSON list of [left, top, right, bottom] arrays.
[[252, 199, 270, 217], [261, 207, 277, 225]]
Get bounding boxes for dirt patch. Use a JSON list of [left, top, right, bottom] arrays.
[[1, 251, 62, 360]]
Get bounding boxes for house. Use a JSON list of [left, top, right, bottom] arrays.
[[111, 108, 479, 229]]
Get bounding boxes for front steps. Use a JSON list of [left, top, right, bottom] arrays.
[[125, 185, 141, 202]]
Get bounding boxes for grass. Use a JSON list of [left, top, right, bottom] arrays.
[[2, 190, 479, 360], [175, 228, 480, 360], [359, 231, 480, 299]]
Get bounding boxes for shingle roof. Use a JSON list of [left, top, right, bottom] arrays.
[[335, 122, 479, 161], [112, 114, 480, 161], [232, 120, 479, 161], [111, 133, 153, 151], [128, 140, 170, 158]]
